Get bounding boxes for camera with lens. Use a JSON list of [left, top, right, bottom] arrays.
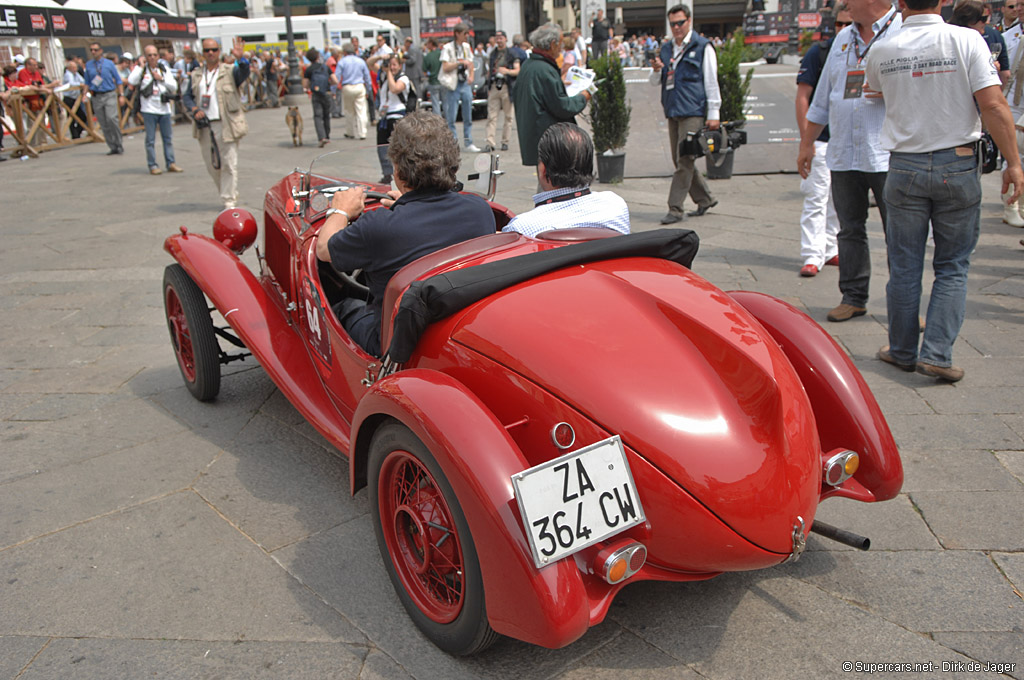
[[194, 113, 211, 129], [161, 92, 181, 104], [457, 63, 468, 83], [381, 56, 392, 69], [492, 72, 506, 89]]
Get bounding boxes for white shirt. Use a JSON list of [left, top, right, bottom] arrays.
[[806, 6, 902, 172], [380, 73, 411, 117], [373, 44, 394, 60], [647, 30, 722, 120], [128, 63, 178, 116], [198, 65, 221, 121], [502, 187, 631, 238], [441, 40, 472, 72], [866, 15, 998, 153], [1004, 22, 1024, 114]]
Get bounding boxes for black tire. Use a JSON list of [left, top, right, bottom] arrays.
[[368, 421, 498, 656], [163, 264, 221, 401]]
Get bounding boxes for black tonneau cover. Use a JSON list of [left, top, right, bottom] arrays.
[[385, 228, 699, 363]]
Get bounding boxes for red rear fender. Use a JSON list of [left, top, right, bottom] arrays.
[[350, 369, 591, 649], [727, 291, 903, 501], [164, 232, 351, 454]]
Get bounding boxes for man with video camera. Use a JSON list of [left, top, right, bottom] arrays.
[[485, 30, 520, 152], [650, 3, 720, 224], [128, 44, 183, 175]]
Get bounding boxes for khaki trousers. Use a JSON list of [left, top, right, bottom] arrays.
[[198, 120, 239, 209], [486, 85, 513, 148], [342, 84, 368, 139], [667, 116, 715, 217]]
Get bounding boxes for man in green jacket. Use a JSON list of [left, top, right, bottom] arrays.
[[512, 23, 591, 168]]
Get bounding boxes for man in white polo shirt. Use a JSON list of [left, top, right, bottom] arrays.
[[865, 0, 1023, 382]]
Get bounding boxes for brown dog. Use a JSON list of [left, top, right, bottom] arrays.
[[286, 106, 303, 147]]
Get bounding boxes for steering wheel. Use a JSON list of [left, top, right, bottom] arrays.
[[311, 184, 390, 296]]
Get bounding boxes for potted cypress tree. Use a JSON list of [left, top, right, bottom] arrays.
[[587, 54, 631, 183], [707, 30, 754, 179]]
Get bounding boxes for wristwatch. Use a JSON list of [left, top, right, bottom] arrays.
[[326, 208, 350, 221]]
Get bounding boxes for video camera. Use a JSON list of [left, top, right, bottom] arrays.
[[679, 122, 747, 158]]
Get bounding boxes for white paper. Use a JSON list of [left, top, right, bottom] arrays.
[[564, 66, 596, 98]]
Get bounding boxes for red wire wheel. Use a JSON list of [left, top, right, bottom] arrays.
[[378, 450, 465, 623], [163, 265, 220, 401], [369, 422, 497, 655]]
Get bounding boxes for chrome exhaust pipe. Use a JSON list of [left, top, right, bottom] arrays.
[[810, 521, 871, 550]]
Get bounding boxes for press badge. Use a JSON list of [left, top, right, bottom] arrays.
[[844, 69, 865, 98], [200, 94, 211, 108], [665, 68, 675, 90], [91, 75, 104, 88]]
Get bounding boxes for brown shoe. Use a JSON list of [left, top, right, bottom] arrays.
[[827, 303, 867, 322], [167, 163, 184, 173], [916, 362, 964, 382], [878, 346, 915, 372], [149, 167, 163, 175]]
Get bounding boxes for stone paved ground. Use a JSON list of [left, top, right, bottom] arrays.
[[1, 76, 1022, 679]]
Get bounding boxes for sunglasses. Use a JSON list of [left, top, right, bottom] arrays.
[[203, 47, 220, 53], [835, 20, 852, 28], [90, 47, 102, 52], [669, 19, 688, 27]]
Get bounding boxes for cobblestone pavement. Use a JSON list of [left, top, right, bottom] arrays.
[[1, 89, 1022, 679]]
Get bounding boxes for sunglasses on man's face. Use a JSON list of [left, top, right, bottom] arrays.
[[204, 47, 220, 53], [90, 48, 102, 52], [669, 19, 689, 28], [835, 20, 852, 28]]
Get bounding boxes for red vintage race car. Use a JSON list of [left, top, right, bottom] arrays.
[[162, 150, 903, 656]]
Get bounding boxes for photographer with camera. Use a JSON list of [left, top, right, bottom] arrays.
[[375, 54, 414, 185], [440, 23, 481, 152], [183, 37, 250, 210], [128, 44, 183, 176], [485, 30, 520, 152]]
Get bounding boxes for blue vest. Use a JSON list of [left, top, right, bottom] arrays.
[[660, 35, 710, 119]]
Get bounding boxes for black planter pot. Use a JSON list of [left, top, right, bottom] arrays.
[[705, 148, 735, 179], [597, 151, 626, 184]]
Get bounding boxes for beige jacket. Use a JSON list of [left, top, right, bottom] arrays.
[[190, 62, 249, 142]]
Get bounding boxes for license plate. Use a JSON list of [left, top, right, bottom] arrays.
[[512, 435, 645, 569]]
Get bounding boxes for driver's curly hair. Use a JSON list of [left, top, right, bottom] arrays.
[[387, 112, 460, 192]]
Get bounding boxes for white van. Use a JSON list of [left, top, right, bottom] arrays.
[[196, 13, 400, 53]]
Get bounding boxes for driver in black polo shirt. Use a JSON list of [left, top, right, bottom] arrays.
[[315, 111, 496, 356]]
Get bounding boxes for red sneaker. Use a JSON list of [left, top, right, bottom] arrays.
[[825, 255, 839, 266], [800, 264, 819, 277]]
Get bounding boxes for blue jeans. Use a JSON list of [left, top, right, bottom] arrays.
[[142, 111, 175, 170], [426, 82, 444, 117], [444, 80, 473, 145], [883, 149, 981, 367], [830, 170, 888, 307]]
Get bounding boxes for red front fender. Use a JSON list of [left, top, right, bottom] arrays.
[[350, 370, 591, 649], [164, 231, 351, 454], [728, 291, 903, 502]]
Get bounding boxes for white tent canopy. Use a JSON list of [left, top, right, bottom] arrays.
[[3, 0, 62, 6], [61, 0, 141, 13]]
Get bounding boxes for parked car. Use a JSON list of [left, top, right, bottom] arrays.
[[162, 149, 903, 656]]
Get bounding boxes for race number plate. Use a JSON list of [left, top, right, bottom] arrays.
[[513, 436, 645, 569]]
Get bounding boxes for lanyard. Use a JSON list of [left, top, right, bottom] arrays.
[[852, 10, 896, 63], [202, 66, 217, 94], [535, 188, 590, 206]]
